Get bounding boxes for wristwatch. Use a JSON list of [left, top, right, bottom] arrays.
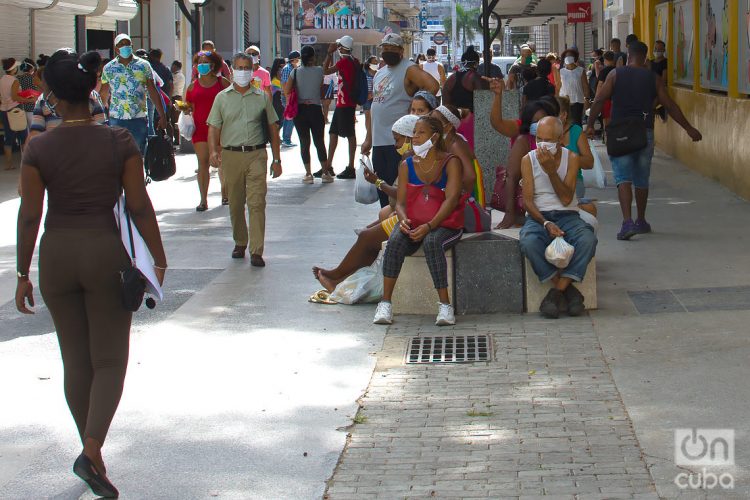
[[272, 159, 281, 164], [17, 271, 28, 279]]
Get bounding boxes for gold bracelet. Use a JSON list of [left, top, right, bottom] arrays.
[[375, 179, 384, 190], [154, 264, 168, 270]]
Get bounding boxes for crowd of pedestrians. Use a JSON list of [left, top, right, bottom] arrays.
[[7, 30, 704, 498]]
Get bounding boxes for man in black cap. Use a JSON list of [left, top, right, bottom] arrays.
[[280, 51, 300, 148]]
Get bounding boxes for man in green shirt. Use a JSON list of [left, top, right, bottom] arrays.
[[208, 52, 282, 266]]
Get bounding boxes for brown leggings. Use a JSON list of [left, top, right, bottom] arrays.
[[39, 228, 132, 444]]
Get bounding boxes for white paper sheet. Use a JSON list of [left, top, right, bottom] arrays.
[[114, 196, 163, 300]]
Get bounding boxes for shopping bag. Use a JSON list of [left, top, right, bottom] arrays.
[[583, 141, 607, 189], [177, 112, 195, 141], [354, 155, 379, 205], [330, 251, 384, 304], [545, 236, 575, 269]]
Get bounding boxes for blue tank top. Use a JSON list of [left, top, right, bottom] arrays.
[[406, 155, 449, 189]]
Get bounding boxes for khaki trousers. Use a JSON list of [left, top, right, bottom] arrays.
[[222, 149, 268, 255]]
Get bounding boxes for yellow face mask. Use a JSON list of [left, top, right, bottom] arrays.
[[397, 141, 411, 156]]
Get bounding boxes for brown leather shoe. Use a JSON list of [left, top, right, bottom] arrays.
[[231, 246, 246, 259], [250, 254, 265, 267]]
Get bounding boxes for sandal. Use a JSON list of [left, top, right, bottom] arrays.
[[221, 197, 229, 205], [308, 289, 337, 305], [196, 202, 208, 212]]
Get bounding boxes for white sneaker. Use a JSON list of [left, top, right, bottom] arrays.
[[373, 301, 393, 325], [435, 303, 456, 326], [302, 174, 314, 184], [321, 173, 334, 184]]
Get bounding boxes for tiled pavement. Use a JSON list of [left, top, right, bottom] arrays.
[[326, 314, 659, 499]]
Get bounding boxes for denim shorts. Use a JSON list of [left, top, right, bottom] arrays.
[[609, 129, 655, 189], [110, 117, 148, 156]]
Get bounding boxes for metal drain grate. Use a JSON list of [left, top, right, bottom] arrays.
[[405, 335, 492, 364]]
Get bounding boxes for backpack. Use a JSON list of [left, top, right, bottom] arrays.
[[144, 131, 176, 182], [352, 59, 369, 106]]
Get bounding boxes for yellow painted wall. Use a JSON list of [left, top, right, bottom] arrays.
[[655, 88, 750, 200]]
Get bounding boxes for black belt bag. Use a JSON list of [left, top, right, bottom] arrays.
[[606, 116, 648, 157]]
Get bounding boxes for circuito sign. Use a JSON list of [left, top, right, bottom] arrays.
[[300, 35, 317, 44], [566, 2, 592, 23], [433, 32, 446, 45]]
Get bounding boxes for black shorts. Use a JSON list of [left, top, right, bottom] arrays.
[[329, 106, 356, 138]]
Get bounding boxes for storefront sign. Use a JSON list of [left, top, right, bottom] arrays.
[[433, 32, 446, 45], [567, 2, 592, 23], [299, 1, 368, 30], [314, 12, 367, 29], [300, 35, 318, 44]]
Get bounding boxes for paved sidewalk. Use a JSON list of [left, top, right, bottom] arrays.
[[327, 315, 657, 499]]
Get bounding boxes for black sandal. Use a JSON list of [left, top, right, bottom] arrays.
[[73, 453, 119, 498], [196, 202, 208, 212], [221, 197, 229, 206]]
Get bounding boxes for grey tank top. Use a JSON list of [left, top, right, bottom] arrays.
[[371, 59, 415, 146], [293, 66, 324, 105]]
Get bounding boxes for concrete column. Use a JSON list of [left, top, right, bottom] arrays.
[[150, 0, 176, 63]]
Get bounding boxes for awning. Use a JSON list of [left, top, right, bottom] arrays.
[[0, 0, 55, 8], [88, 0, 138, 20], [299, 29, 393, 45]]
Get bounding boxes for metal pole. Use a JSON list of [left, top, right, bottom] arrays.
[[451, 0, 457, 67], [193, 7, 201, 55]]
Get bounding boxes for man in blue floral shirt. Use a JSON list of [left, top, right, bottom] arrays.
[[100, 33, 169, 154]]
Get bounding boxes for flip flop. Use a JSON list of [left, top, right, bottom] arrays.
[[308, 289, 337, 305]]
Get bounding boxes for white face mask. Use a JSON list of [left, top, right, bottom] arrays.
[[654, 51, 665, 58], [537, 141, 558, 155], [250, 55, 259, 65], [233, 69, 253, 87], [369, 63, 379, 71], [564, 56, 575, 65], [412, 134, 436, 158]]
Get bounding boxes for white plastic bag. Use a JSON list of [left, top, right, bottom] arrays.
[[545, 236, 575, 269], [354, 155, 379, 205], [330, 251, 384, 304], [583, 141, 607, 189], [177, 112, 195, 141]]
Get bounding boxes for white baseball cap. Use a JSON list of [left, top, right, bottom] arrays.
[[114, 33, 131, 46], [391, 114, 419, 138], [337, 36, 354, 50], [379, 33, 404, 47]]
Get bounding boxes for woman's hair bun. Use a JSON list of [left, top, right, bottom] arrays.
[[78, 51, 102, 73]]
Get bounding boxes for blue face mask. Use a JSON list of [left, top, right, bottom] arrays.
[[529, 122, 539, 136], [197, 63, 212, 76], [118, 46, 133, 59]]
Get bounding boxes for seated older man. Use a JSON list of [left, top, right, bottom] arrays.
[[519, 116, 598, 318]]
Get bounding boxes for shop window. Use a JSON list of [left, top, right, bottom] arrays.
[[130, 0, 151, 52], [739, 0, 750, 93], [673, 0, 695, 86], [699, 0, 728, 91]]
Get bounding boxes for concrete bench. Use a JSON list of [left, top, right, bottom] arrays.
[[489, 212, 597, 311]]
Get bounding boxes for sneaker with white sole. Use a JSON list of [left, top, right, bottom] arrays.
[[302, 174, 314, 184], [321, 172, 334, 184], [435, 303, 456, 326], [373, 301, 393, 325]]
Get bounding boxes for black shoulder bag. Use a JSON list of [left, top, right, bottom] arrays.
[[605, 113, 648, 157], [111, 130, 147, 311]]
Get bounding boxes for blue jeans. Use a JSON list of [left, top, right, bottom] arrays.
[[147, 99, 155, 136], [610, 129, 655, 188], [520, 210, 597, 283], [110, 117, 148, 156], [282, 119, 294, 143]]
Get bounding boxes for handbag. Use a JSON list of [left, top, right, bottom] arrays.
[[606, 115, 648, 157], [490, 165, 523, 214], [109, 129, 147, 311], [119, 205, 147, 312], [463, 197, 491, 233], [7, 107, 27, 131], [405, 156, 465, 230], [283, 69, 298, 120], [144, 131, 176, 182]]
